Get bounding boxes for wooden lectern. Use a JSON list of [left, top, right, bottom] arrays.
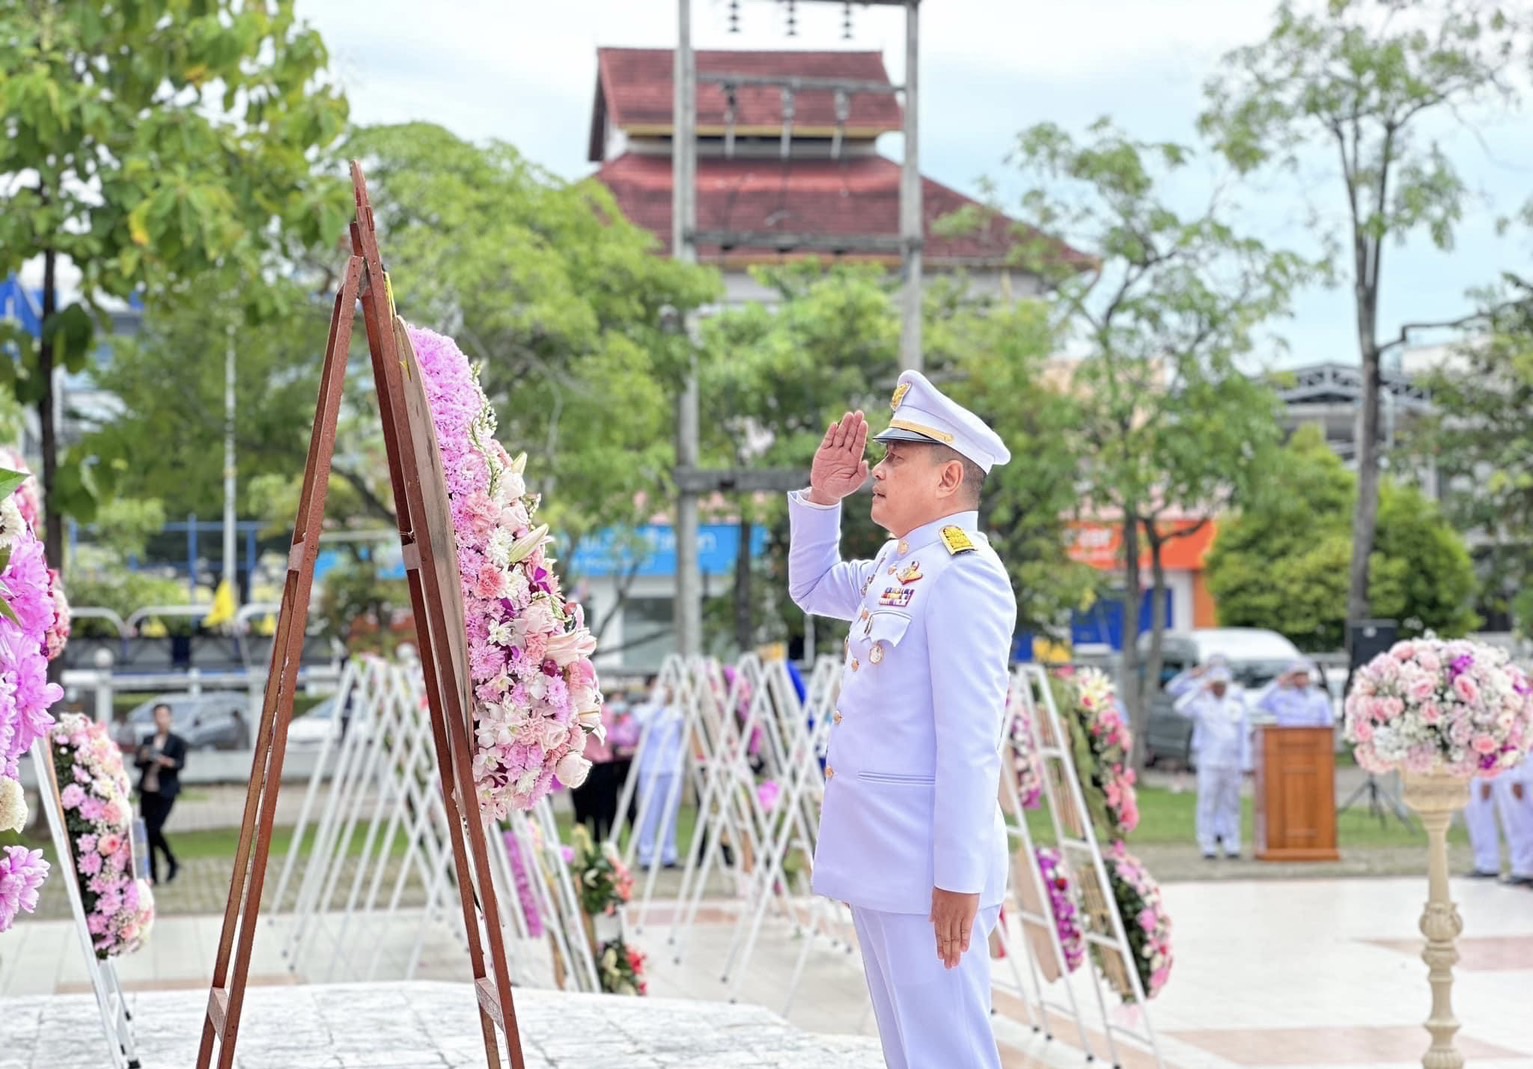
[[1254, 725, 1340, 862]]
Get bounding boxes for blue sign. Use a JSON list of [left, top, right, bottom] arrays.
[[312, 523, 769, 587], [569, 523, 769, 579], [0, 278, 42, 340], [1068, 590, 1173, 651]]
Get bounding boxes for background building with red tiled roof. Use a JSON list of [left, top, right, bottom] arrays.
[[588, 47, 1085, 307]]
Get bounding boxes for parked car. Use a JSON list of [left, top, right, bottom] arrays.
[[1139, 628, 1304, 767], [114, 692, 253, 752]]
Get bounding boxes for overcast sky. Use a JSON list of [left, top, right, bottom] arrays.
[[298, 0, 1533, 370]]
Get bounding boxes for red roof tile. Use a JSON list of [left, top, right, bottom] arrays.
[[591, 153, 1093, 270], [591, 48, 902, 160]]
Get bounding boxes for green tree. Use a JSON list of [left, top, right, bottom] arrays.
[[1406, 282, 1533, 630], [79, 274, 332, 521], [970, 119, 1303, 757], [935, 296, 1099, 639], [1206, 425, 1477, 648], [1200, 0, 1527, 642], [345, 123, 719, 619], [698, 266, 899, 652], [699, 268, 1092, 654], [0, 1, 351, 575]]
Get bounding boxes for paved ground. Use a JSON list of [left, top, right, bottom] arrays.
[[9, 764, 1530, 1068], [4, 877, 1531, 1068], [0, 982, 888, 1069]]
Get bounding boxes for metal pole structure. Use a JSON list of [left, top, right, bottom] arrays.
[[899, 0, 923, 373], [674, 0, 702, 658], [223, 321, 238, 607]]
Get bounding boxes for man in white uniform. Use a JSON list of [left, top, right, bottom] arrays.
[[633, 682, 685, 869], [787, 371, 1014, 1069], [1175, 666, 1252, 859], [1466, 756, 1533, 885], [1256, 661, 1335, 728]]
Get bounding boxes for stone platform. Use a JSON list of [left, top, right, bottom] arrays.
[[0, 981, 885, 1069]]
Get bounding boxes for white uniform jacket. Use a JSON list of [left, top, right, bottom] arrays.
[[787, 494, 1015, 915]]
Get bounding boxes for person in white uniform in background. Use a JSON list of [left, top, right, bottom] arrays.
[[1466, 755, 1533, 886], [1165, 654, 1230, 702], [1175, 665, 1253, 860], [787, 371, 1014, 1069], [1505, 758, 1533, 888], [633, 681, 685, 870], [1257, 661, 1335, 728]]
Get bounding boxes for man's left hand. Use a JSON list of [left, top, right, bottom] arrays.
[[930, 887, 980, 970]]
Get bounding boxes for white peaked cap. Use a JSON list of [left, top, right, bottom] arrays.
[[872, 370, 1011, 473]]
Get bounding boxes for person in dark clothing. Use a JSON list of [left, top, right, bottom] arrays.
[[135, 703, 187, 885]]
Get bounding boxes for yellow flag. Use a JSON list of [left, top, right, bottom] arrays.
[[203, 579, 238, 629]]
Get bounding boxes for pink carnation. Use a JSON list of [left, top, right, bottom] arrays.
[[0, 845, 49, 932]]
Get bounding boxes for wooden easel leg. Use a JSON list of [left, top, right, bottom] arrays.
[[200, 163, 529, 1069], [351, 167, 525, 1069], [197, 255, 362, 1069]]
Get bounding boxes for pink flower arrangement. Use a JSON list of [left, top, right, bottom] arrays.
[[409, 325, 603, 818], [1055, 667, 1139, 839], [50, 713, 155, 958], [1009, 697, 1044, 810], [44, 568, 70, 662], [570, 823, 633, 917], [1099, 842, 1172, 1002], [1344, 638, 1533, 779], [757, 778, 782, 814], [0, 461, 68, 936], [1035, 847, 1084, 972], [0, 844, 49, 933], [598, 937, 648, 996], [502, 830, 544, 939], [0, 449, 42, 535]]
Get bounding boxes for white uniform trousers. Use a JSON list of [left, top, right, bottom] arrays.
[[1499, 765, 1533, 880], [636, 770, 682, 867], [852, 904, 1002, 1069], [1196, 764, 1243, 856], [1465, 777, 1505, 875]]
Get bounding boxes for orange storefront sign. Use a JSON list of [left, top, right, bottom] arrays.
[[1065, 520, 1218, 572]]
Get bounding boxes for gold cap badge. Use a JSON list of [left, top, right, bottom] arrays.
[[890, 382, 911, 411]]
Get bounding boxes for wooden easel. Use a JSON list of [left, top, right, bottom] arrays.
[[197, 164, 526, 1069]]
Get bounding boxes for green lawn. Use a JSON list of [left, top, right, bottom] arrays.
[[24, 782, 1448, 874], [110, 691, 331, 720], [21, 817, 419, 868], [1019, 785, 1460, 850]]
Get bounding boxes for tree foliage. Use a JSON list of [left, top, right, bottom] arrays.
[[80, 273, 331, 522], [699, 268, 1092, 651], [0, 0, 351, 573], [1200, 0, 1527, 637], [972, 118, 1304, 753], [345, 122, 720, 580], [935, 296, 1098, 638], [1206, 425, 1478, 649], [1407, 280, 1533, 631]]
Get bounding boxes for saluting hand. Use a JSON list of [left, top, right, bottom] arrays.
[[807, 410, 870, 506]]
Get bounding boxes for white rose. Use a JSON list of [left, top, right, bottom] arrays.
[[0, 497, 25, 548], [540, 719, 570, 751], [555, 751, 592, 789], [0, 776, 27, 833]]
